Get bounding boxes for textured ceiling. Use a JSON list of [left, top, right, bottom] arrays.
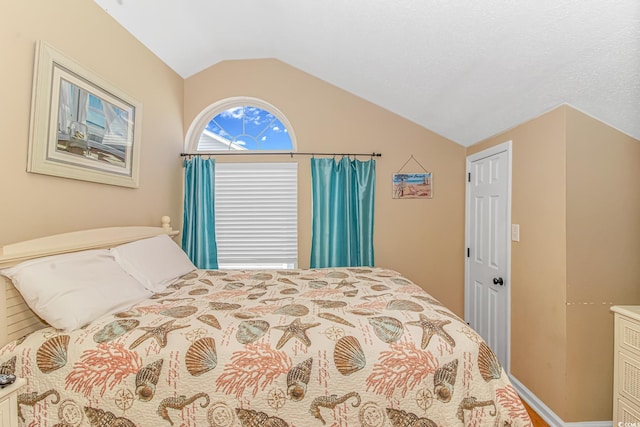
[[93, 0, 640, 146]]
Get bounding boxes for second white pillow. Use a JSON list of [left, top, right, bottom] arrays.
[[111, 234, 197, 292]]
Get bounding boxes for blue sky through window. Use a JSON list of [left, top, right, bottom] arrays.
[[205, 105, 292, 150]]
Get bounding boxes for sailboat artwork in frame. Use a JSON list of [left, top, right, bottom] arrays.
[[27, 41, 142, 188], [393, 172, 432, 199]]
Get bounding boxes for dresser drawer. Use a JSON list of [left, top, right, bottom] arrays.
[[617, 396, 640, 423], [618, 349, 640, 408], [619, 317, 640, 357]]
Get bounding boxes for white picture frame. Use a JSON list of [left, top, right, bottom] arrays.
[[28, 41, 142, 188]]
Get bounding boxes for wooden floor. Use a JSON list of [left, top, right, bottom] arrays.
[[523, 399, 550, 427]]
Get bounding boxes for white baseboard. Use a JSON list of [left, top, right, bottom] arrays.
[[509, 375, 612, 427]]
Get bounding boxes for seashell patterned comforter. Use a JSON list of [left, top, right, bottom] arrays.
[[0, 268, 532, 426]]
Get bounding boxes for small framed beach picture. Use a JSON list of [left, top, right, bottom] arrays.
[[27, 41, 142, 188], [393, 173, 432, 199]]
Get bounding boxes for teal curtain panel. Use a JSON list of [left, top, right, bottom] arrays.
[[182, 157, 219, 269], [310, 157, 376, 268]]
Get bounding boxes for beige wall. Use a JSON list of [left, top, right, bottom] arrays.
[[565, 107, 640, 420], [184, 59, 467, 313], [469, 105, 640, 422], [0, 0, 184, 247]]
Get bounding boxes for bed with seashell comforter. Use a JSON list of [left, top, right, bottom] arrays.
[[0, 267, 531, 427]]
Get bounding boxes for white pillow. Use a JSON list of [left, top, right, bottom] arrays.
[[110, 234, 196, 292], [1, 249, 152, 331]]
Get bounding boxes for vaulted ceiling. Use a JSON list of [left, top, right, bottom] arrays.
[[93, 0, 639, 147]]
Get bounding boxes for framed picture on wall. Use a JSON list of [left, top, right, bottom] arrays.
[[392, 172, 432, 199], [27, 41, 142, 188]]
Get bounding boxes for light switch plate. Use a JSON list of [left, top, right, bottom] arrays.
[[511, 224, 520, 242]]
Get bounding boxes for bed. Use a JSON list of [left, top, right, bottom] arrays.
[[0, 219, 531, 426]]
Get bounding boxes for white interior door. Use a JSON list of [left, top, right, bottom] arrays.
[[465, 141, 512, 370]]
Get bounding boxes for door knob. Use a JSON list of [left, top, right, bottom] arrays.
[[493, 277, 504, 286]]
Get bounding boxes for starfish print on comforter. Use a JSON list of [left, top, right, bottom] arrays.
[[406, 314, 456, 349], [273, 318, 321, 349], [129, 319, 190, 349]]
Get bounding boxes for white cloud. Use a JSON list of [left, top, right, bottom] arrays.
[[221, 107, 243, 119]]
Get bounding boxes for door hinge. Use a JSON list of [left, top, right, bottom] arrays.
[[467, 248, 470, 258], [467, 172, 471, 182]]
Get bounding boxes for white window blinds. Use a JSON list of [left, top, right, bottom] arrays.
[[214, 162, 298, 269]]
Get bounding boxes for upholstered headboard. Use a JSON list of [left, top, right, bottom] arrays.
[[0, 217, 178, 347]]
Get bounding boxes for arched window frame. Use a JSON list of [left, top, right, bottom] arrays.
[[185, 97, 297, 153]]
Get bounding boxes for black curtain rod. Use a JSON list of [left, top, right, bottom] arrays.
[[180, 152, 381, 158]]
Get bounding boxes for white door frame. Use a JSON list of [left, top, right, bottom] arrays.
[[464, 140, 513, 372]]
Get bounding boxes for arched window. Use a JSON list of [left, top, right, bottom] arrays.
[[186, 97, 296, 153], [185, 98, 298, 270]]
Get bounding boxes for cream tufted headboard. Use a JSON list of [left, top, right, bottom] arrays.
[[0, 217, 178, 347]]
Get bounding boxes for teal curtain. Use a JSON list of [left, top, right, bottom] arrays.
[[310, 157, 376, 268], [182, 157, 218, 269]]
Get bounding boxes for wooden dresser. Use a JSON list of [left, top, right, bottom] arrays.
[[612, 305, 640, 423]]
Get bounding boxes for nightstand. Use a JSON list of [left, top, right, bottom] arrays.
[[0, 378, 26, 427]]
